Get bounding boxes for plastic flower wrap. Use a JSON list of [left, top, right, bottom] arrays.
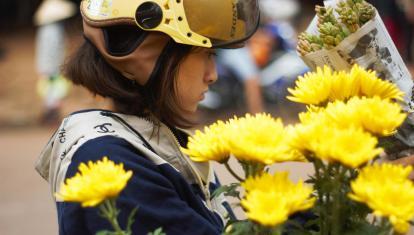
[[349, 164, 414, 233], [240, 172, 315, 228]]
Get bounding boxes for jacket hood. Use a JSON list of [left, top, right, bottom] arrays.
[[35, 110, 210, 194]]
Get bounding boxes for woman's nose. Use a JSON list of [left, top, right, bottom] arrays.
[[205, 59, 218, 84]]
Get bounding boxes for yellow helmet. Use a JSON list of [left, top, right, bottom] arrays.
[[80, 0, 259, 85], [81, 0, 260, 48]]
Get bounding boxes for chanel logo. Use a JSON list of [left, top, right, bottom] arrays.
[[58, 128, 66, 143], [94, 123, 115, 133]]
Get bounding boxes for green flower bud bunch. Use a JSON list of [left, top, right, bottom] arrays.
[[336, 0, 376, 32], [297, 32, 324, 56], [315, 5, 339, 26], [336, 1, 360, 33], [357, 1, 376, 24], [319, 22, 349, 49], [297, 0, 376, 56]]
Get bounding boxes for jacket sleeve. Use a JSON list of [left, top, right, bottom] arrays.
[[59, 135, 222, 235]]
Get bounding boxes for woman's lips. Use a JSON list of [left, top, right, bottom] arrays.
[[199, 90, 208, 100]]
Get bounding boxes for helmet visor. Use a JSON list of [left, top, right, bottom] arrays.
[[81, 0, 260, 48], [183, 0, 260, 48]]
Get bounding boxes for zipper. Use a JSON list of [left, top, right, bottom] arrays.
[[163, 124, 213, 209]]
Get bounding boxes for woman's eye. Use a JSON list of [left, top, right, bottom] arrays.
[[207, 50, 217, 58]]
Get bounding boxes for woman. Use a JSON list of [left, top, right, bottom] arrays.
[[35, 0, 259, 234]]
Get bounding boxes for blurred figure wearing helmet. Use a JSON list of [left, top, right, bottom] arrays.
[[207, 0, 302, 114], [35, 0, 259, 234], [34, 0, 77, 125]]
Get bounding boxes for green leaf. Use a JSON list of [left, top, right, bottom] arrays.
[[285, 219, 304, 230], [95, 230, 117, 235], [147, 228, 166, 235], [224, 220, 255, 235], [126, 206, 139, 233], [343, 222, 386, 235], [211, 183, 241, 200], [303, 218, 319, 229], [305, 176, 316, 184], [287, 230, 316, 235]]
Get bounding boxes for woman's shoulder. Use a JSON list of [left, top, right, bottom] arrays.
[[68, 135, 162, 178], [73, 135, 141, 160], [35, 109, 157, 179]]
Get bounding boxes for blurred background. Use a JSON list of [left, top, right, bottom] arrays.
[[1, 0, 414, 234]]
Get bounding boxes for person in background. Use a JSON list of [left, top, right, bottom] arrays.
[[34, 0, 76, 125], [217, 46, 264, 114], [216, 0, 300, 114]]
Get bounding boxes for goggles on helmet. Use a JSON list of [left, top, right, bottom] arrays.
[[81, 0, 260, 48]]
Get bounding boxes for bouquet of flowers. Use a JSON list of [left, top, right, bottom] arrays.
[[297, 0, 414, 113], [182, 65, 414, 234]]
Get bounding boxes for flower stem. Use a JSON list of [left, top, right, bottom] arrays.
[[379, 217, 392, 232], [312, 159, 326, 234], [99, 198, 125, 234], [331, 164, 343, 235], [224, 161, 244, 182], [273, 226, 283, 235]]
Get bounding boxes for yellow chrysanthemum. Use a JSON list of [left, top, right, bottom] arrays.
[[323, 100, 360, 129], [56, 157, 133, 207], [315, 97, 406, 136], [346, 97, 406, 136], [328, 70, 360, 101], [297, 105, 327, 125], [181, 121, 230, 163], [286, 122, 318, 155], [287, 66, 333, 105], [227, 113, 304, 165], [350, 64, 404, 101], [314, 126, 382, 168], [289, 120, 382, 168], [349, 164, 414, 233], [299, 97, 406, 136], [288, 64, 404, 106], [241, 172, 315, 227]]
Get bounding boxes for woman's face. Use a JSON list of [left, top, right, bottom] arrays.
[[176, 48, 218, 113]]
